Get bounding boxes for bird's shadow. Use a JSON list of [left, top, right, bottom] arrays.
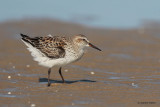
[[39, 78, 96, 84]]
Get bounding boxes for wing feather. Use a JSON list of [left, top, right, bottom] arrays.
[[21, 34, 67, 58]]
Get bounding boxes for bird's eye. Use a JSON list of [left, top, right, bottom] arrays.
[[82, 39, 86, 41]]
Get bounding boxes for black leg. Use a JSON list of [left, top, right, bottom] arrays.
[[59, 67, 65, 83], [47, 68, 51, 87]]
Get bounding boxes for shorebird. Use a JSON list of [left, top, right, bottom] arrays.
[[21, 34, 101, 86]]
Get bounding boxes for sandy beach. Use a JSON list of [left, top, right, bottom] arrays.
[[0, 19, 160, 107]]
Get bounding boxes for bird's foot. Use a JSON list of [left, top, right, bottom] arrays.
[[47, 83, 51, 87]]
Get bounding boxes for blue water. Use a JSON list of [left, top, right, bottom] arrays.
[[1, 0, 160, 28]]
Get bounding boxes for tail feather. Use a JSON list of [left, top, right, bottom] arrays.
[[20, 33, 29, 38], [20, 33, 35, 47]]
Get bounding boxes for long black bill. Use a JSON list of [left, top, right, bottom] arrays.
[[88, 43, 102, 51]]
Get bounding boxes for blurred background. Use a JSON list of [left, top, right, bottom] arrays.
[[1, 0, 160, 107], [0, 0, 160, 38], [1, 0, 160, 28]]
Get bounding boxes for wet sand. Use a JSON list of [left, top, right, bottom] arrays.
[[0, 19, 160, 107]]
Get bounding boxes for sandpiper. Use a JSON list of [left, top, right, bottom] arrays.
[[21, 34, 101, 86]]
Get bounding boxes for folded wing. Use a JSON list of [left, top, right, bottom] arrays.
[[21, 34, 66, 58]]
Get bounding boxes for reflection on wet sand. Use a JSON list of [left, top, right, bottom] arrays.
[[0, 19, 160, 107]]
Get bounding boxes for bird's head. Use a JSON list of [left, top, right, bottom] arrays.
[[73, 34, 101, 51]]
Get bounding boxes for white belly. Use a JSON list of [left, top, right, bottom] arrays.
[[38, 49, 84, 68], [23, 40, 84, 68]]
